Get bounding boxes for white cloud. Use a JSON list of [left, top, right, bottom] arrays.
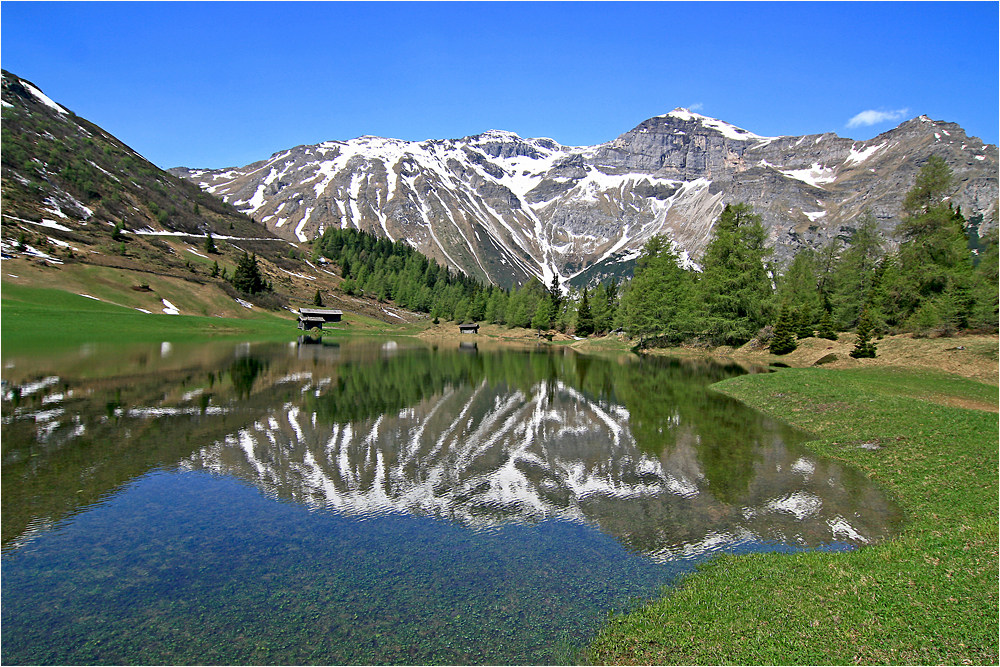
[[689, 102, 704, 111], [846, 108, 909, 128]]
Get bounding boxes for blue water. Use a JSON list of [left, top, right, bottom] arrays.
[[2, 469, 684, 665], [1, 340, 902, 665]]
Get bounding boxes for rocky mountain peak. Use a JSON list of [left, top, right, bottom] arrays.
[[161, 109, 997, 289], [655, 107, 773, 142], [460, 129, 559, 161]]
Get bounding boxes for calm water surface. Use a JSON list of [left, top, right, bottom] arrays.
[[1, 338, 903, 665]]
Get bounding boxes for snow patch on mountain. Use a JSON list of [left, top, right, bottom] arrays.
[[21, 80, 68, 115], [665, 107, 774, 141], [780, 163, 838, 188], [845, 142, 887, 166]]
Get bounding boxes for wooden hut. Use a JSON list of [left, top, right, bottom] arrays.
[[458, 323, 480, 334], [297, 308, 343, 330]]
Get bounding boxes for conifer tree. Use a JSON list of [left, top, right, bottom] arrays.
[[589, 278, 620, 334], [232, 251, 265, 294], [817, 309, 838, 340], [469, 289, 488, 322], [902, 155, 955, 218], [697, 203, 773, 346], [575, 288, 594, 336], [884, 158, 978, 332], [968, 226, 999, 331], [313, 289, 324, 307], [204, 232, 217, 255], [815, 237, 842, 312], [830, 212, 883, 329], [210, 260, 220, 278], [769, 304, 798, 355], [548, 274, 562, 312], [795, 304, 814, 339], [775, 249, 823, 317], [620, 235, 694, 345], [850, 308, 878, 358], [453, 297, 470, 323], [484, 290, 500, 324], [531, 296, 552, 334]]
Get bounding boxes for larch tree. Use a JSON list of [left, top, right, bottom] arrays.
[[769, 303, 798, 355], [830, 211, 884, 329], [575, 288, 594, 337], [696, 203, 774, 346], [620, 235, 694, 346], [885, 157, 979, 333]]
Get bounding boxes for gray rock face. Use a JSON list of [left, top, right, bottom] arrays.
[[171, 111, 998, 288]]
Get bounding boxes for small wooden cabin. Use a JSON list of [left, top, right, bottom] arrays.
[[297, 308, 343, 330], [458, 323, 480, 334]]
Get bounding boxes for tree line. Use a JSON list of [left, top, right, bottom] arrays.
[[616, 155, 997, 351], [309, 157, 996, 349]]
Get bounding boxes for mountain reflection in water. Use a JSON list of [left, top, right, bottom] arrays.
[[3, 339, 902, 559]]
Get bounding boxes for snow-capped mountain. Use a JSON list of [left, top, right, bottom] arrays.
[[173, 110, 997, 288]]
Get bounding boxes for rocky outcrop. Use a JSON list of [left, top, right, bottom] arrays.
[[172, 110, 998, 288]]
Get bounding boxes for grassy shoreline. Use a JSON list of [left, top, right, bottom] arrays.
[[587, 365, 998, 665], [0, 283, 401, 353]]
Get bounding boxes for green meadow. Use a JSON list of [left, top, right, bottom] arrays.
[[588, 366, 998, 665], [1, 283, 298, 352]]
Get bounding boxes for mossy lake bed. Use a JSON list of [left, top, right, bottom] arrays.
[[2, 292, 997, 664]]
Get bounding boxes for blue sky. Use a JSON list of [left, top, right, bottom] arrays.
[[3, 2, 997, 169]]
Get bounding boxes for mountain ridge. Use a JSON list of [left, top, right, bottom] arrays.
[[172, 108, 998, 288], [1, 66, 994, 293]]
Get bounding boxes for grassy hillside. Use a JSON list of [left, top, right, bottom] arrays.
[[1, 70, 434, 331], [1, 282, 292, 351]]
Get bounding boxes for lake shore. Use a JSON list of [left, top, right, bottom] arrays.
[[418, 323, 998, 387], [4, 295, 997, 663], [639, 331, 999, 388], [585, 337, 998, 665], [423, 327, 999, 662]]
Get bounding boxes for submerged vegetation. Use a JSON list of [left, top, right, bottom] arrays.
[[6, 341, 869, 665]]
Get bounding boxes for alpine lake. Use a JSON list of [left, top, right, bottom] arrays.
[[1, 336, 904, 665]]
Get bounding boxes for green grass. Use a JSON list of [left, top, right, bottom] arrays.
[[587, 366, 998, 665], [2, 283, 300, 352]]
